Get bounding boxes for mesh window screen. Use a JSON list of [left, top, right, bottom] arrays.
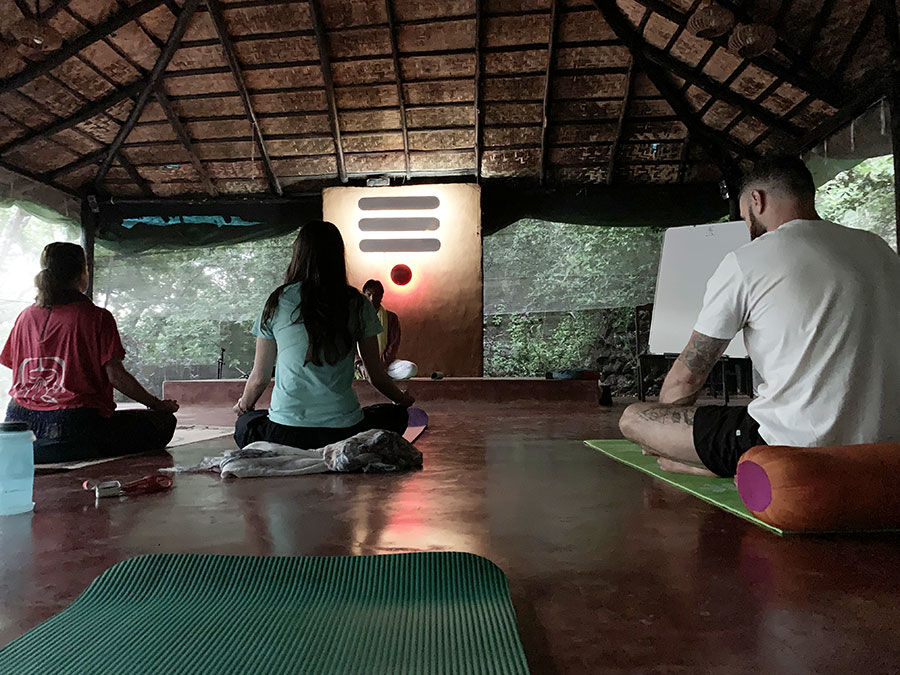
[[806, 100, 895, 251], [0, 204, 80, 412], [483, 219, 664, 388], [93, 231, 296, 398]]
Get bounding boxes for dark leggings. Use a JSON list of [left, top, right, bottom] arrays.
[[5, 401, 177, 464], [234, 404, 409, 450]]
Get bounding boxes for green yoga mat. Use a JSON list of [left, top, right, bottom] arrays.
[[0, 552, 530, 674], [586, 440, 785, 535]]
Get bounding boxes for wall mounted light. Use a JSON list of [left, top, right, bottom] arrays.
[[391, 264, 413, 286]]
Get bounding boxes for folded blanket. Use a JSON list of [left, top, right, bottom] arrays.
[[163, 429, 423, 478]]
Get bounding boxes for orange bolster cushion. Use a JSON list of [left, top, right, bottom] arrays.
[[736, 443, 900, 532]]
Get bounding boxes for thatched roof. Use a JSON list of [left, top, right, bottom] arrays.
[[0, 0, 892, 200]]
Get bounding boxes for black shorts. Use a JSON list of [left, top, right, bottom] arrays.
[[693, 405, 766, 477]]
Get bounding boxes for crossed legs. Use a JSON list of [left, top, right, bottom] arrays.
[[618, 402, 715, 477]]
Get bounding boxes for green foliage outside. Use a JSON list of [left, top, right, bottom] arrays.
[[94, 233, 295, 395], [483, 221, 663, 380], [816, 155, 896, 250]]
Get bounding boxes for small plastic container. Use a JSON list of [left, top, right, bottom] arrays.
[[0, 421, 35, 516]]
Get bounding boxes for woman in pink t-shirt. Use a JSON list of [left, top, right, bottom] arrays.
[[1, 243, 179, 463]]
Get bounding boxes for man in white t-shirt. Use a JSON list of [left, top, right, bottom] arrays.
[[619, 156, 900, 477]]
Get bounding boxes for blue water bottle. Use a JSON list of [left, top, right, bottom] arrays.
[[0, 422, 35, 515]]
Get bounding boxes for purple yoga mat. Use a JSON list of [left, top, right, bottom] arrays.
[[403, 408, 428, 443]]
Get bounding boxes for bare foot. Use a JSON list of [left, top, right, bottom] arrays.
[[657, 457, 716, 477]]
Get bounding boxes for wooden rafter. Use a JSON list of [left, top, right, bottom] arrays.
[[598, 8, 803, 137], [607, 59, 634, 185], [155, 89, 218, 197], [385, 0, 410, 179], [474, 0, 483, 180], [676, 131, 691, 183], [799, 0, 840, 64], [832, 2, 878, 79], [0, 81, 145, 156], [12, 0, 34, 19], [717, 0, 834, 86], [662, 0, 702, 51], [631, 0, 843, 108], [44, 148, 107, 180], [94, 0, 201, 188], [116, 154, 153, 197], [41, 0, 73, 20], [538, 0, 559, 186], [0, 0, 166, 96], [0, 159, 77, 197], [878, 0, 900, 58], [592, 0, 753, 185], [308, 0, 347, 184], [793, 69, 890, 153], [207, 0, 282, 195]]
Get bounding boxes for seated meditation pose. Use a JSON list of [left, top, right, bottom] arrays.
[[233, 221, 414, 449], [1, 242, 179, 463], [357, 279, 418, 380], [619, 156, 900, 477]]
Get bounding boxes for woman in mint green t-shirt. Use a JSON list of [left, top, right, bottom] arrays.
[[233, 221, 414, 449]]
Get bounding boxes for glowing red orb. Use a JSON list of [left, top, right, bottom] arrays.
[[390, 264, 412, 286]]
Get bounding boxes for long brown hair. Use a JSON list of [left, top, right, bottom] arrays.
[[261, 221, 361, 366], [34, 242, 86, 308]]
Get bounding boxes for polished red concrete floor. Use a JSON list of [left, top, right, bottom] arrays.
[[2, 399, 900, 673]]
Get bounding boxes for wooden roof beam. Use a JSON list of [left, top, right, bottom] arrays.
[[794, 69, 890, 153], [538, 0, 560, 186], [607, 59, 634, 185], [384, 0, 410, 179], [308, 0, 347, 184], [592, 0, 755, 183], [630, 0, 843, 108], [12, 0, 34, 19], [0, 0, 166, 96], [155, 88, 218, 197], [116, 154, 154, 197], [41, 0, 74, 20], [207, 0, 283, 194], [832, 3, 877, 79], [44, 147, 107, 180], [0, 159, 78, 197], [0, 80, 145, 156], [798, 0, 840, 65], [629, 36, 803, 136], [94, 0, 201, 187], [717, 0, 835, 84]]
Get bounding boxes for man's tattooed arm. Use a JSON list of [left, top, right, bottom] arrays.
[[677, 331, 730, 375], [658, 331, 730, 406]]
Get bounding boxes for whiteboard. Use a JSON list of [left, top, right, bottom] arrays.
[[648, 221, 749, 358]]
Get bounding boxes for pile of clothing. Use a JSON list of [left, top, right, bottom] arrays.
[[164, 429, 423, 478]]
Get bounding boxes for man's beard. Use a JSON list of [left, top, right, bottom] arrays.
[[748, 211, 767, 241]]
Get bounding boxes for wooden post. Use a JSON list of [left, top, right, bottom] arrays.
[[890, 89, 900, 254], [878, 0, 900, 252], [80, 201, 97, 300]]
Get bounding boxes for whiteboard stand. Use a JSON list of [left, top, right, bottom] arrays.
[[643, 221, 753, 405]]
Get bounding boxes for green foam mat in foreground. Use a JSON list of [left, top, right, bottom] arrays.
[[585, 439, 785, 535], [0, 552, 530, 675]]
